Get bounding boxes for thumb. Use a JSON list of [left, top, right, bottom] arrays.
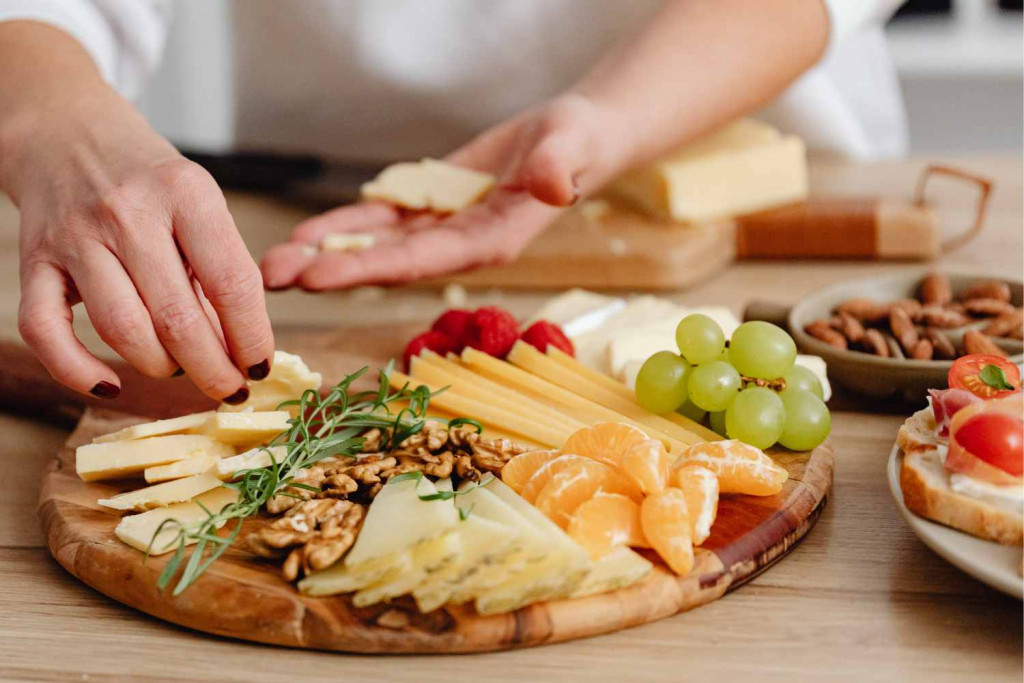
[[511, 116, 593, 208]]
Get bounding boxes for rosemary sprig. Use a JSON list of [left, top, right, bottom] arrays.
[[149, 362, 451, 595]]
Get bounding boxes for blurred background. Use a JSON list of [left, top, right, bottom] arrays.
[[139, 0, 1023, 158]]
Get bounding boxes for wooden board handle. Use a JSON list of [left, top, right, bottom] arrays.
[[0, 339, 215, 424]]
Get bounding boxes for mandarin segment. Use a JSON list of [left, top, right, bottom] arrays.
[[560, 422, 650, 468], [673, 439, 787, 496], [532, 461, 644, 527], [640, 488, 694, 575], [500, 449, 559, 493], [619, 438, 671, 494], [671, 464, 719, 545], [568, 493, 647, 559]]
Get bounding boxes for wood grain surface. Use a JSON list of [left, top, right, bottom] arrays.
[[2, 158, 1022, 680], [38, 408, 832, 653]]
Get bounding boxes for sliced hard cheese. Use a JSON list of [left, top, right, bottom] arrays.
[[570, 546, 652, 598], [219, 350, 322, 414], [361, 158, 495, 213], [144, 455, 220, 484], [76, 434, 234, 482], [98, 472, 225, 512], [610, 119, 807, 222], [352, 531, 461, 608], [200, 411, 290, 447], [215, 445, 288, 479], [115, 486, 238, 554], [300, 551, 414, 597], [93, 411, 215, 444]]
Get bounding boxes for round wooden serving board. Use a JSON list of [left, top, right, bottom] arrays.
[[39, 409, 832, 654]]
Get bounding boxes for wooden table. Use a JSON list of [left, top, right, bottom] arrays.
[[1, 158, 1021, 682]]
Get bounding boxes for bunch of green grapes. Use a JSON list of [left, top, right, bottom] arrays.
[[634, 315, 830, 451]]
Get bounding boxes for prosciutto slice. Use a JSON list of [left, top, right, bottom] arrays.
[[928, 388, 981, 437]]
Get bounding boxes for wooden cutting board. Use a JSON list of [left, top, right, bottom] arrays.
[[432, 200, 735, 290], [24, 327, 832, 653]]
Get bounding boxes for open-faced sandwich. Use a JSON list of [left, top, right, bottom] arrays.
[[898, 354, 1023, 545]]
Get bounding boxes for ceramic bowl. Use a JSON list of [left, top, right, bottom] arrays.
[[788, 271, 1023, 403]]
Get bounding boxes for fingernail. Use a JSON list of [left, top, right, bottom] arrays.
[[172, 368, 185, 377], [570, 175, 581, 206], [247, 359, 271, 381], [90, 381, 121, 399], [222, 386, 250, 405]]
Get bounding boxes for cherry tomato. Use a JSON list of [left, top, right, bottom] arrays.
[[948, 354, 1021, 400], [954, 412, 1023, 477]]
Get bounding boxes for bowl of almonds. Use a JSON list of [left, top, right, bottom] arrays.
[[790, 271, 1022, 402]]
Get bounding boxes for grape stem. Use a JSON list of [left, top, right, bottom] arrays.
[[740, 376, 787, 391]]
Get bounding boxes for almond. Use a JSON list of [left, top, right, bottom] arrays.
[[963, 298, 1016, 318], [889, 306, 919, 353], [961, 280, 1011, 303], [962, 330, 1008, 358], [919, 273, 952, 306], [836, 311, 866, 343], [860, 328, 890, 357], [836, 298, 888, 323], [920, 305, 969, 329], [923, 328, 957, 360], [805, 320, 848, 349], [982, 309, 1024, 337], [888, 299, 923, 322], [909, 338, 934, 361]]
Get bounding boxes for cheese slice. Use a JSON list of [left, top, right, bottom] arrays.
[[320, 232, 375, 252], [215, 445, 288, 479], [76, 435, 234, 482], [93, 411, 215, 444], [200, 411, 290, 447], [361, 158, 495, 213], [571, 296, 687, 372], [352, 531, 461, 608], [219, 350, 322, 414], [610, 119, 808, 222], [144, 455, 221, 484], [570, 546, 652, 598], [114, 486, 238, 554], [98, 472, 225, 512]]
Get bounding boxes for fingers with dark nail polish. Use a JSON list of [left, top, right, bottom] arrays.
[[90, 381, 121, 399], [247, 359, 270, 381], [222, 386, 250, 405]]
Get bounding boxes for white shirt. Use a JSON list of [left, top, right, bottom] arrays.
[[0, 0, 908, 161]]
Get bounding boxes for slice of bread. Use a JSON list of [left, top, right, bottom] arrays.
[[900, 449, 1023, 546], [897, 407, 940, 454]]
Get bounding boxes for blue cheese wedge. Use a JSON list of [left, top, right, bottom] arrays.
[[76, 434, 234, 482], [98, 472, 225, 512], [114, 486, 238, 554]]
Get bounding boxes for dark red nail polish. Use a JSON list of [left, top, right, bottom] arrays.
[[247, 359, 271, 381], [172, 368, 185, 377], [222, 386, 250, 405], [90, 381, 120, 399]]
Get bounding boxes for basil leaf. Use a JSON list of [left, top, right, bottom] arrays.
[[979, 364, 1014, 391]]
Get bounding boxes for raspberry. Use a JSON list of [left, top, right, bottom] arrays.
[[430, 309, 474, 350], [403, 330, 458, 371], [466, 306, 521, 358], [521, 320, 575, 357]]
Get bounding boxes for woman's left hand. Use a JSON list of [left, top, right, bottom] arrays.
[[260, 94, 620, 290]]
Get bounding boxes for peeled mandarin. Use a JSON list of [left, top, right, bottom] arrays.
[[568, 492, 647, 559], [672, 439, 787, 496], [619, 438, 671, 494], [560, 422, 650, 469], [671, 464, 719, 545], [640, 488, 694, 576], [501, 449, 559, 493], [519, 454, 596, 502]]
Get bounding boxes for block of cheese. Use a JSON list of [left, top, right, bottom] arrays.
[[144, 455, 221, 484], [215, 445, 288, 479], [361, 158, 495, 213], [320, 232, 375, 252], [525, 288, 625, 336], [115, 486, 238, 554], [571, 296, 688, 373], [93, 412, 215, 444], [200, 411, 290, 447], [219, 350, 322, 414], [76, 435, 234, 482], [610, 119, 807, 223], [98, 472, 225, 512]]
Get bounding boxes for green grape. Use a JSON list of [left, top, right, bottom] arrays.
[[725, 387, 785, 449], [687, 360, 741, 412], [709, 410, 728, 437], [635, 351, 690, 414], [675, 314, 725, 364], [729, 321, 797, 380], [783, 365, 824, 400], [778, 388, 830, 451], [719, 347, 730, 363], [677, 399, 707, 423]]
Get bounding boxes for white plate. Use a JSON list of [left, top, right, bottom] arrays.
[[887, 443, 1023, 599]]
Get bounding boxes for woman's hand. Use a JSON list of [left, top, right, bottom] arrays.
[[261, 94, 622, 290], [0, 22, 274, 402]]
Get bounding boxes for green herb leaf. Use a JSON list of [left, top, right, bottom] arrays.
[[980, 364, 1014, 391], [447, 417, 484, 433]]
